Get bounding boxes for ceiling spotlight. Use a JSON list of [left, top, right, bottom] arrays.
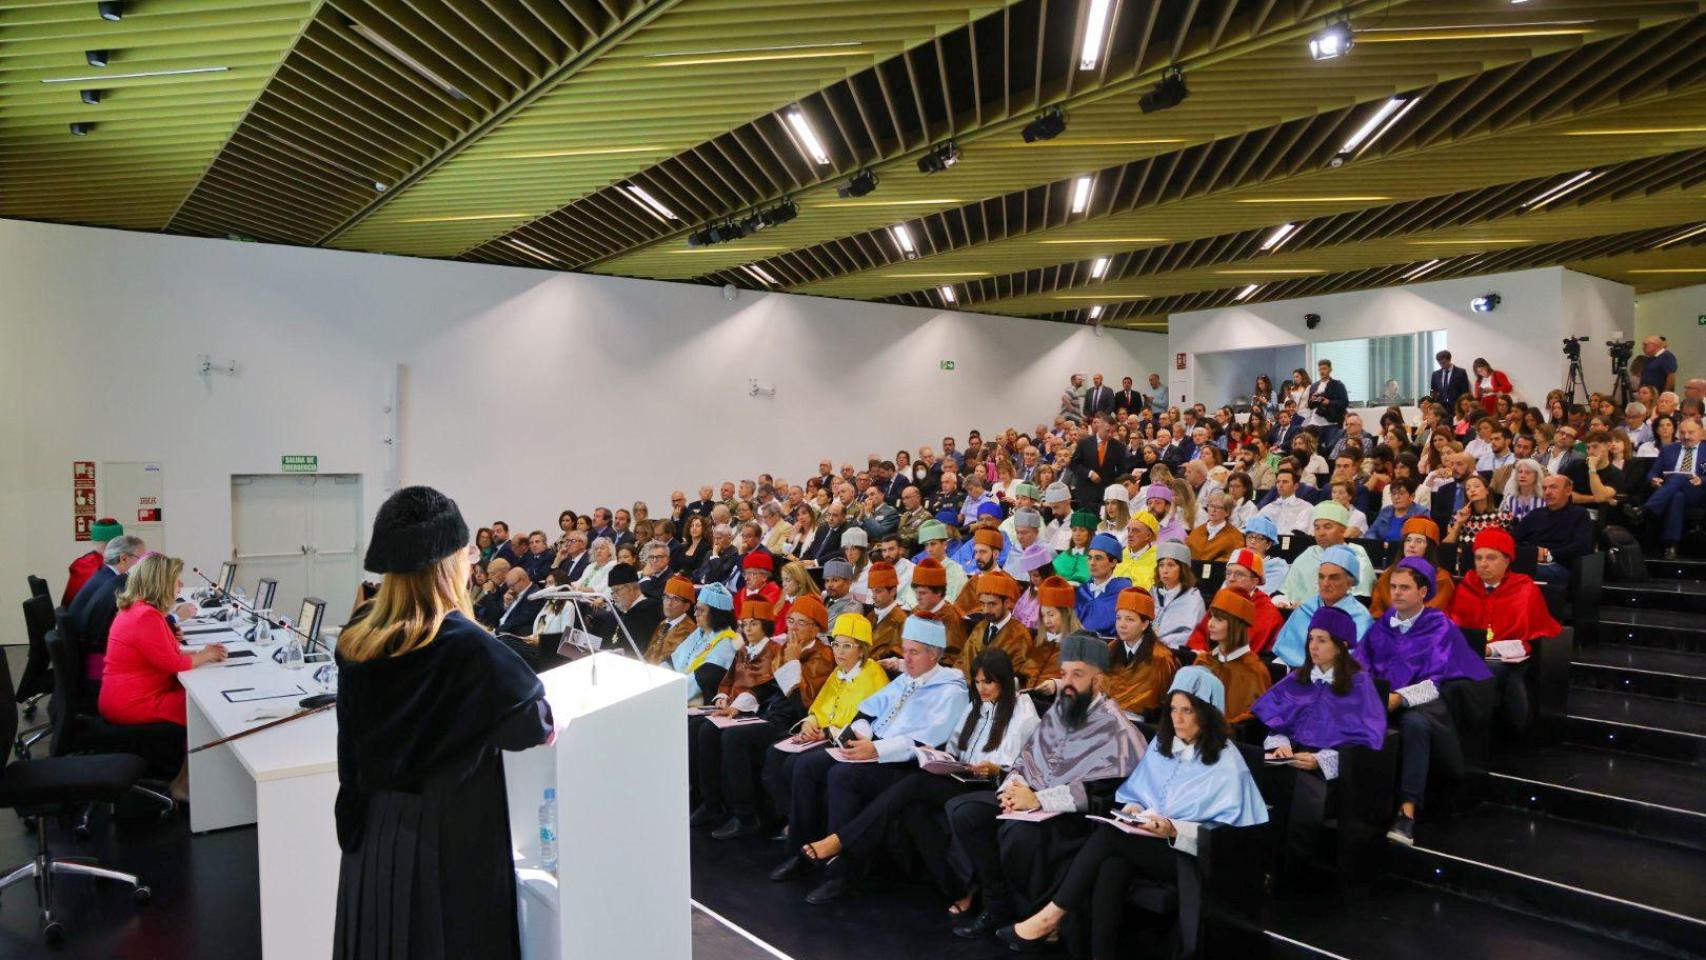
[[1469, 293, 1501, 313], [784, 107, 831, 165], [838, 169, 878, 198], [86, 50, 109, 67], [1309, 15, 1354, 61], [940, 285, 957, 304], [69, 122, 94, 136], [744, 199, 799, 233], [1138, 67, 1188, 114], [890, 223, 919, 260], [1079, 0, 1113, 70], [1261, 222, 1300, 251], [687, 220, 749, 247], [80, 89, 101, 105], [917, 140, 960, 175], [1090, 256, 1111, 279], [1023, 107, 1068, 143], [1070, 176, 1094, 214], [97, 1, 124, 20]]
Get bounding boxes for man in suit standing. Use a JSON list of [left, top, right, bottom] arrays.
[[1304, 359, 1349, 451], [1645, 418, 1706, 559], [1430, 350, 1472, 422], [1112, 376, 1142, 417], [1083, 374, 1115, 420], [1069, 416, 1125, 505]]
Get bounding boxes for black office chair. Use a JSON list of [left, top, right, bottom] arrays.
[[46, 627, 184, 786], [0, 643, 153, 944], [28, 575, 51, 601], [15, 595, 56, 741]]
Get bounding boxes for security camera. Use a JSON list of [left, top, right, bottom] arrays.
[[1469, 293, 1501, 313], [1304, 313, 1322, 329]]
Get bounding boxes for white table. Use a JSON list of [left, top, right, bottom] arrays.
[[178, 623, 339, 960]]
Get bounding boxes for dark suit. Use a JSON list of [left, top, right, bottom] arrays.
[[67, 564, 124, 654], [1431, 365, 1471, 420], [554, 552, 591, 585], [637, 570, 669, 601], [1083, 384, 1116, 419], [495, 585, 547, 636], [585, 595, 663, 656], [1306, 377, 1349, 426], [1270, 418, 1305, 450], [685, 499, 716, 518], [1159, 437, 1195, 468], [697, 545, 739, 585], [1069, 435, 1126, 504], [518, 550, 554, 583], [803, 524, 847, 566], [1644, 442, 1706, 543], [1112, 389, 1141, 415]]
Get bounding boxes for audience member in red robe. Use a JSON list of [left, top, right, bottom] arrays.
[[63, 517, 124, 607], [1187, 548, 1283, 656], [1447, 528, 1560, 733], [733, 550, 783, 619]]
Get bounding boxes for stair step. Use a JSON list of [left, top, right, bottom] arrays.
[[1644, 557, 1706, 582], [1603, 581, 1706, 615], [1389, 805, 1706, 958], [1597, 608, 1706, 656], [1573, 644, 1706, 702], [1487, 744, 1706, 851], [1568, 689, 1706, 765], [1266, 876, 1679, 960]]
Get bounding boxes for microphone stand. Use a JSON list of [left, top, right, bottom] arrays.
[[190, 566, 335, 658]]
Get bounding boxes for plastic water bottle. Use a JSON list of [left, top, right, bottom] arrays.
[[282, 629, 305, 670], [539, 788, 559, 873]]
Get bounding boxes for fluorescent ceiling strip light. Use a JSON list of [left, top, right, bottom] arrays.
[[41, 65, 228, 83], [399, 212, 530, 223], [260, 131, 386, 191], [1234, 284, 1261, 302], [623, 184, 676, 221], [1340, 97, 1407, 154], [1070, 175, 1094, 214], [1090, 257, 1111, 279], [349, 21, 467, 100], [1088, 304, 1105, 319], [939, 286, 957, 303], [507, 239, 558, 263], [1522, 170, 1601, 209], [1261, 222, 1300, 251], [1080, 0, 1113, 70], [1402, 259, 1445, 280], [889, 224, 917, 255], [785, 108, 831, 165], [1654, 223, 1706, 248], [743, 264, 778, 285]]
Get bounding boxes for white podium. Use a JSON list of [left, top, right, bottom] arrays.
[[504, 653, 692, 960]]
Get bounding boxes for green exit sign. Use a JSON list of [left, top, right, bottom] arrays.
[[1698, 314, 1706, 326], [281, 455, 318, 473], [940, 360, 956, 371]]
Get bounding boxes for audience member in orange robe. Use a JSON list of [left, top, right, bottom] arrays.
[[1369, 517, 1456, 617], [1197, 589, 1273, 725], [1103, 587, 1178, 719], [961, 571, 1038, 685], [1187, 548, 1283, 656]]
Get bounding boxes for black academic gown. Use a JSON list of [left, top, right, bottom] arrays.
[[333, 611, 552, 960]]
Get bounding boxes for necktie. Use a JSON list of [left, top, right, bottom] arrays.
[[1683, 446, 1697, 474], [985, 622, 999, 646], [1097, 440, 1107, 466]]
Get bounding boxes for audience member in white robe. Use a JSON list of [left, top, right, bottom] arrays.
[[1151, 542, 1206, 654]]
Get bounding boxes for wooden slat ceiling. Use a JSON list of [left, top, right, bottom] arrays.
[[3, 0, 1705, 325]]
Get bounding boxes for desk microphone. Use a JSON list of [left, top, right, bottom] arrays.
[[190, 567, 334, 659]]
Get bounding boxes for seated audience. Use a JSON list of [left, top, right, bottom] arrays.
[[1152, 542, 1205, 654], [1187, 548, 1283, 657], [1074, 534, 1133, 635], [1241, 515, 1290, 595], [1185, 491, 1243, 561], [1103, 588, 1180, 717], [1273, 546, 1375, 668], [1447, 528, 1561, 734], [1197, 589, 1272, 723], [1512, 474, 1596, 582], [1279, 502, 1374, 607], [670, 583, 739, 704], [1369, 518, 1456, 616]]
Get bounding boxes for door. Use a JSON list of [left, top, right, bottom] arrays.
[[232, 475, 363, 626]]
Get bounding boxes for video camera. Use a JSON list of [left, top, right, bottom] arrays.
[[1561, 336, 1590, 361], [1606, 339, 1635, 368]]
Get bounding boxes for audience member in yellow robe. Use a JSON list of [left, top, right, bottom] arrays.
[[1113, 512, 1159, 589]]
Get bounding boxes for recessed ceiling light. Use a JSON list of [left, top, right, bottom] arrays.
[[42, 65, 229, 84], [1090, 257, 1111, 279], [743, 264, 778, 285], [1402, 259, 1445, 280], [1234, 283, 1261, 302], [1088, 304, 1105, 320], [939, 286, 957, 303], [622, 183, 677, 221], [890, 224, 918, 260], [784, 107, 831, 165], [348, 19, 468, 100], [1070, 176, 1094, 214], [1261, 222, 1300, 251], [1080, 0, 1113, 70]]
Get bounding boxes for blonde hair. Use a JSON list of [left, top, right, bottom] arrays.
[[780, 561, 821, 599], [116, 554, 182, 612], [338, 551, 473, 663]]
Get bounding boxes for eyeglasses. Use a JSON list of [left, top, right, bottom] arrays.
[[830, 640, 863, 651]]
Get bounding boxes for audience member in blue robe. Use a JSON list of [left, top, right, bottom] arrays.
[[1272, 545, 1374, 667], [997, 667, 1267, 958], [1355, 558, 1492, 846], [670, 583, 738, 703], [1255, 607, 1388, 873], [1074, 533, 1131, 635]]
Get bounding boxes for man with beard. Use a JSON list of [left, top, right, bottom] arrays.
[[947, 634, 1148, 938], [954, 526, 1008, 616], [958, 571, 1036, 684]]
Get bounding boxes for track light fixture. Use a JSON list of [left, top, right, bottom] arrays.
[[86, 50, 109, 67], [1469, 293, 1501, 313], [742, 199, 799, 234], [837, 169, 878, 198], [80, 89, 101, 105], [69, 122, 94, 136], [1138, 67, 1188, 114], [98, 1, 124, 20], [917, 140, 960, 175], [1022, 107, 1068, 143], [687, 220, 749, 248], [1309, 15, 1353, 61]]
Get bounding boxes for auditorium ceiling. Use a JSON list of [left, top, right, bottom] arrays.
[[5, 0, 1706, 329]]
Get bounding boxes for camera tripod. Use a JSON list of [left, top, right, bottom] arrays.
[[1563, 354, 1590, 408], [1609, 361, 1635, 409]]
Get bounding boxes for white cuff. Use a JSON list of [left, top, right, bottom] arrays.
[[849, 719, 874, 740], [1397, 679, 1440, 708], [1316, 748, 1340, 781], [1263, 733, 1291, 752], [874, 737, 913, 763], [731, 692, 759, 714], [1035, 784, 1079, 813], [1168, 819, 1200, 857]]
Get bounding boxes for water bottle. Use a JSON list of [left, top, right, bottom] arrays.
[[283, 631, 305, 670], [539, 788, 559, 873]]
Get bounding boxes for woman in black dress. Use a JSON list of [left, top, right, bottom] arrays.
[[334, 486, 554, 960]]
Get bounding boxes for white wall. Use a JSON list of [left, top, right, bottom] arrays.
[[1635, 282, 1706, 380], [1169, 267, 1630, 410], [0, 218, 1167, 622]]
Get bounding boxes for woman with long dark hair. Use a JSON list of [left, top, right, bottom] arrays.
[[997, 668, 1266, 957], [673, 513, 711, 574], [334, 487, 552, 960], [796, 648, 1041, 905]]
